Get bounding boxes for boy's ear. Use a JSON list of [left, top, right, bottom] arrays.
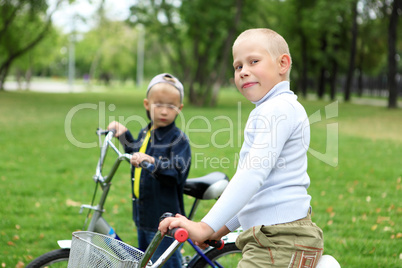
[[278, 54, 291, 75], [143, 99, 149, 111]]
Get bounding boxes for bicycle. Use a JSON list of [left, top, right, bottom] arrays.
[[26, 128, 242, 268]]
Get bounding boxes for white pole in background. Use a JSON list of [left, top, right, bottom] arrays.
[[68, 15, 76, 91], [136, 24, 145, 87]]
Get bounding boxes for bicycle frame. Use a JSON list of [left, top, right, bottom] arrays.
[[57, 129, 237, 268], [82, 130, 130, 238]]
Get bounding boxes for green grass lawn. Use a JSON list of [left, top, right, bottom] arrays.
[[0, 89, 401, 267]]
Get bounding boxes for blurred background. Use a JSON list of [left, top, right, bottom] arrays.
[[0, 0, 401, 107]]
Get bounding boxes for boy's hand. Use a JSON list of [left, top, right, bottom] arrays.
[[195, 225, 230, 249], [159, 214, 214, 244], [131, 152, 155, 168], [107, 121, 127, 137]]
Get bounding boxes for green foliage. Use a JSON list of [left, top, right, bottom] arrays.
[[74, 21, 137, 81], [11, 27, 66, 77], [128, 0, 261, 105], [1, 0, 400, 103], [0, 0, 67, 90], [0, 90, 401, 267]]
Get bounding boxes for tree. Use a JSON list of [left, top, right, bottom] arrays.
[[0, 0, 63, 90], [73, 0, 138, 84], [128, 0, 260, 106], [11, 27, 63, 90], [387, 0, 401, 108], [344, 0, 359, 102]]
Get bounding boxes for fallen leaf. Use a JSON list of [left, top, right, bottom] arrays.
[[7, 241, 15, 246], [371, 224, 378, 231], [396, 233, 402, 239], [15, 261, 24, 268], [15, 225, 20, 230], [375, 208, 381, 213], [113, 204, 119, 214], [327, 220, 333, 225], [326, 207, 333, 213], [66, 199, 81, 207], [376, 216, 390, 224], [387, 204, 395, 212], [13, 235, 19, 241]]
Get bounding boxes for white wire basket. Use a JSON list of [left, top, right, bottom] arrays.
[[67, 231, 146, 268]]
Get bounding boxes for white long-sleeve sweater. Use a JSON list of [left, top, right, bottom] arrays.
[[202, 81, 312, 232]]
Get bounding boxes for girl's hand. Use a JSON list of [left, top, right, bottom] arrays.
[[159, 214, 214, 244]]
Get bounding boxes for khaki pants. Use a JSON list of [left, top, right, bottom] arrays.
[[236, 213, 324, 268]]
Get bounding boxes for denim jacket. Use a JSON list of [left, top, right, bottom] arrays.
[[119, 122, 191, 231]]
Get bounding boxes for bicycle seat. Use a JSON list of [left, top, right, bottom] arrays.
[[184, 172, 229, 200]]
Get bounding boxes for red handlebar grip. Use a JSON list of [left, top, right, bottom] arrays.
[[205, 239, 224, 250], [173, 228, 188, 243]]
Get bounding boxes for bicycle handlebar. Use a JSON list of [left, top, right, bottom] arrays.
[[140, 161, 155, 172], [159, 212, 224, 249], [204, 239, 225, 250], [166, 227, 189, 243]]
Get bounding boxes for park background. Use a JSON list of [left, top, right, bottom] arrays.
[[1, 0, 401, 267]]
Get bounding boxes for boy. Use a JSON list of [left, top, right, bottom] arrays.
[[159, 29, 324, 267], [108, 73, 191, 268]]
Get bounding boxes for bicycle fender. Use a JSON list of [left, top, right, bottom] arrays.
[[57, 239, 72, 249]]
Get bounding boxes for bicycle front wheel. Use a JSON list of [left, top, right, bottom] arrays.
[[25, 248, 70, 268], [191, 243, 242, 268]]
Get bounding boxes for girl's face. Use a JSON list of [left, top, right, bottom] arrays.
[[232, 37, 287, 102], [144, 84, 183, 129]]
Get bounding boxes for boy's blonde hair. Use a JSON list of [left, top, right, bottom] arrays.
[[233, 28, 292, 80]]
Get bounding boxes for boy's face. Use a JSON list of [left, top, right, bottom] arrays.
[[144, 84, 183, 129], [232, 36, 287, 102]]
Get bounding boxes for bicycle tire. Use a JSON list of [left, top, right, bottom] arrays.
[[25, 248, 70, 268], [191, 242, 242, 268]]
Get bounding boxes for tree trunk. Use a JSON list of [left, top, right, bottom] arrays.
[[317, 36, 327, 99], [387, 0, 400, 109], [357, 67, 363, 97], [300, 32, 308, 98], [317, 67, 326, 99], [344, 1, 358, 102], [329, 58, 338, 101], [210, 0, 243, 106]]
